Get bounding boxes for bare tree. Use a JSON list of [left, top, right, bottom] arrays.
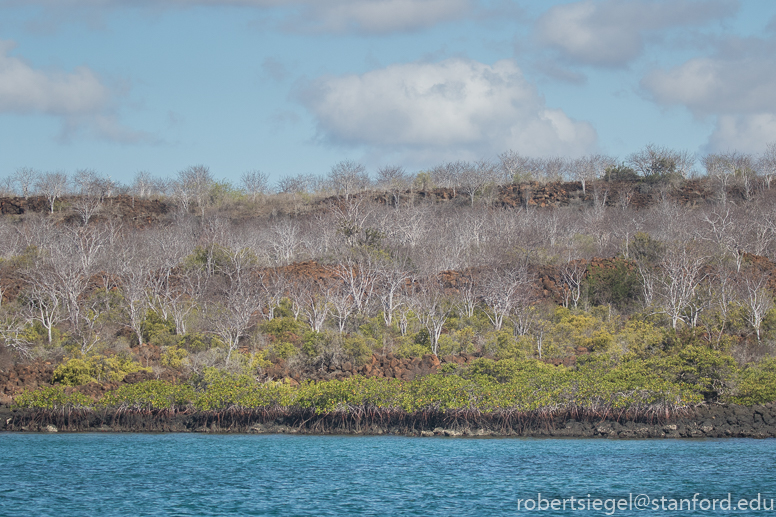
[[456, 271, 478, 319], [24, 270, 65, 344], [408, 276, 452, 356], [328, 160, 370, 201], [329, 282, 355, 334], [376, 165, 409, 207], [12, 167, 38, 199], [35, 171, 68, 213], [571, 154, 615, 194], [374, 254, 412, 326], [498, 150, 537, 184], [740, 269, 773, 342], [538, 157, 567, 183], [0, 310, 34, 359], [758, 142, 776, 189], [209, 247, 264, 363], [132, 171, 154, 199], [699, 205, 746, 271], [704, 152, 756, 202], [175, 165, 213, 216], [703, 263, 739, 347], [292, 280, 331, 333], [266, 219, 303, 266], [114, 234, 154, 346], [560, 260, 586, 309], [479, 266, 531, 331], [629, 144, 694, 182], [143, 223, 197, 335], [460, 160, 497, 206], [241, 170, 270, 202], [332, 251, 380, 316], [258, 270, 287, 321], [431, 161, 465, 195], [649, 242, 708, 329]]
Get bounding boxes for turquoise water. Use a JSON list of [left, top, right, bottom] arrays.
[[1, 434, 775, 516]]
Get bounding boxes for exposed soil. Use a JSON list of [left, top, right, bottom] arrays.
[[362, 179, 749, 211], [0, 195, 172, 225]]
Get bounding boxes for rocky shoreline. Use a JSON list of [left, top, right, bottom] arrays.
[[3, 403, 776, 438]]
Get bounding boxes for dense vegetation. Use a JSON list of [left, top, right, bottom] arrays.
[[4, 144, 776, 415]]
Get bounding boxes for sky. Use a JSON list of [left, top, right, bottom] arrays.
[[1, 0, 776, 186]]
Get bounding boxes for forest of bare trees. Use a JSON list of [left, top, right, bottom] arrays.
[[2, 144, 776, 389]]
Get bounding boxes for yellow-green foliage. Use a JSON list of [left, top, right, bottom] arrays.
[[142, 311, 177, 346], [26, 357, 707, 412], [194, 368, 295, 411], [224, 350, 272, 376], [342, 335, 375, 366], [616, 319, 665, 357], [52, 357, 97, 386], [160, 346, 189, 369], [731, 358, 776, 405], [545, 307, 615, 356], [438, 327, 477, 356], [484, 330, 529, 360], [99, 380, 196, 410], [260, 317, 306, 344], [394, 335, 431, 359], [646, 345, 737, 396], [52, 353, 151, 386], [14, 386, 92, 409], [269, 341, 297, 360]]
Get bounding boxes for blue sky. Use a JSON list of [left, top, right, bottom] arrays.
[[1, 0, 775, 185]]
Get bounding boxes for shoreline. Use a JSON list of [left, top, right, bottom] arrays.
[[3, 403, 775, 438]]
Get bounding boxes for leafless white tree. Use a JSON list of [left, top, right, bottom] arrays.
[[35, 171, 68, 213], [241, 170, 270, 202], [408, 276, 452, 356], [12, 167, 38, 199], [328, 160, 370, 201], [479, 265, 531, 331], [740, 269, 773, 342], [376, 165, 409, 207], [648, 242, 708, 329], [560, 260, 587, 309]]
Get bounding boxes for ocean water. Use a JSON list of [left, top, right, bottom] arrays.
[[1, 434, 774, 516]]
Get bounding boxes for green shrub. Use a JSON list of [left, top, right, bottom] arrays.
[[160, 346, 189, 370], [342, 335, 375, 366], [585, 261, 641, 311], [52, 353, 151, 386], [731, 359, 776, 405], [260, 317, 306, 344], [52, 357, 95, 386], [485, 330, 528, 360], [141, 311, 176, 345], [269, 341, 297, 361], [395, 335, 431, 358]]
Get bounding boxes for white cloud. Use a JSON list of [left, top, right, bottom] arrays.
[[291, 0, 470, 33], [6, 0, 472, 34], [297, 58, 597, 163], [0, 40, 109, 115], [0, 40, 152, 144], [536, 0, 737, 67], [708, 114, 776, 154], [641, 37, 776, 152], [641, 53, 776, 116]]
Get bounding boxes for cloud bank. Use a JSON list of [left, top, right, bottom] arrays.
[[642, 37, 776, 152], [536, 0, 737, 67], [0, 40, 109, 115], [5, 0, 472, 34], [0, 40, 152, 144], [297, 58, 597, 163]]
